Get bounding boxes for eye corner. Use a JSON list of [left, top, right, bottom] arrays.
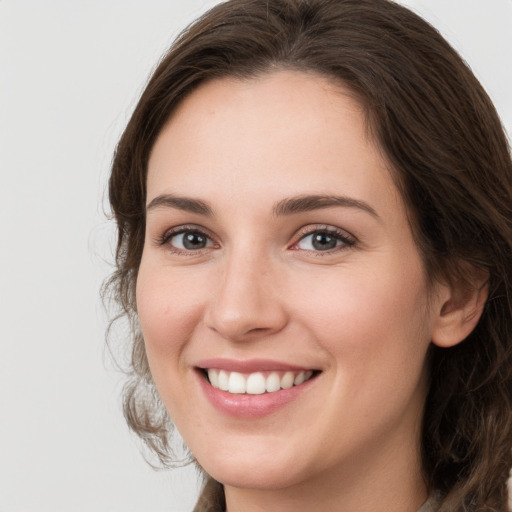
[[154, 224, 219, 255], [289, 225, 356, 254]]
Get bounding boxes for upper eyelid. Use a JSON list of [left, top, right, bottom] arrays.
[[153, 224, 217, 248], [154, 223, 356, 248], [163, 224, 215, 238], [289, 225, 357, 253], [293, 224, 356, 241]]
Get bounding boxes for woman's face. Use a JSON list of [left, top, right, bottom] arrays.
[[137, 71, 445, 492]]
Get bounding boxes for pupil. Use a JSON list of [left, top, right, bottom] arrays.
[[312, 233, 337, 251], [183, 232, 206, 250]]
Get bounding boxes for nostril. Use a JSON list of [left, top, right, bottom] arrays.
[[248, 327, 270, 334]]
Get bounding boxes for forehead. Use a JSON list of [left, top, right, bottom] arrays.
[[147, 70, 403, 221]]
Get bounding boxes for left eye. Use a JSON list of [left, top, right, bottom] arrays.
[[168, 230, 214, 251], [295, 230, 352, 251]]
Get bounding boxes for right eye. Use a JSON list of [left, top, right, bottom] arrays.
[[161, 228, 215, 252]]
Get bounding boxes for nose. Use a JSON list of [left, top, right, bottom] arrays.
[[204, 249, 288, 342]]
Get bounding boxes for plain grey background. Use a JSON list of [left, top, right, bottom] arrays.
[[1, 1, 511, 511]]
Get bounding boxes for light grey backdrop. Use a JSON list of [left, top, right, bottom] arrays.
[[1, 1, 511, 511]]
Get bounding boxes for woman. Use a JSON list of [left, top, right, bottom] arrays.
[[105, 0, 512, 510]]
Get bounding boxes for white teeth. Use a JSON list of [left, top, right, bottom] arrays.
[[280, 371, 294, 389], [207, 369, 315, 394], [207, 369, 219, 388], [218, 370, 229, 391], [246, 372, 266, 395], [228, 372, 246, 393], [266, 372, 281, 392], [294, 371, 305, 386]]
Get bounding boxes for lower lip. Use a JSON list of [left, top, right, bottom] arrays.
[[197, 371, 317, 418]]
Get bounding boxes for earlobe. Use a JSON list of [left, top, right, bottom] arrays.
[[431, 272, 489, 348]]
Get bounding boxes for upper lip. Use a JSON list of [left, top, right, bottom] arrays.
[[195, 358, 317, 373]]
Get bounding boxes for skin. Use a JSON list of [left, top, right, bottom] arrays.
[[136, 71, 479, 512]]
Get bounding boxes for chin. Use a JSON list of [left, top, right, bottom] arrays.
[[197, 447, 308, 491], [210, 467, 303, 491]]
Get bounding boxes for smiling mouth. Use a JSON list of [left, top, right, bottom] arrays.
[[202, 369, 318, 395]]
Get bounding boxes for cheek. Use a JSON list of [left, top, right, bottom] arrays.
[[135, 261, 212, 425], [296, 259, 433, 364], [136, 261, 205, 364]]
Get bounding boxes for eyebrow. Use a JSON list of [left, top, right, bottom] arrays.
[[146, 193, 379, 220], [146, 194, 213, 216], [272, 194, 379, 219]]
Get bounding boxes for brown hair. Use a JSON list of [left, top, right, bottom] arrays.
[[105, 0, 512, 510]]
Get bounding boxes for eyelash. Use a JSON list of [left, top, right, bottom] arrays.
[[290, 225, 356, 254], [156, 224, 356, 256], [156, 225, 217, 255]]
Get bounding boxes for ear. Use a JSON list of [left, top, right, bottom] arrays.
[[431, 269, 489, 348]]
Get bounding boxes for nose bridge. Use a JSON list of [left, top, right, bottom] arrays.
[[206, 242, 287, 341]]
